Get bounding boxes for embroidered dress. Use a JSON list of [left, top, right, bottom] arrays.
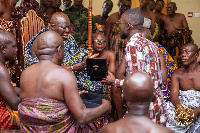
[[166, 90, 200, 133], [120, 33, 167, 126]]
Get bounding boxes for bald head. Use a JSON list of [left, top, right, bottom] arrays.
[[37, 31, 64, 62], [92, 32, 106, 40], [183, 43, 199, 54], [123, 8, 144, 29], [50, 12, 70, 25], [50, 12, 70, 39], [0, 30, 15, 47], [168, 2, 176, 7], [123, 71, 154, 103]]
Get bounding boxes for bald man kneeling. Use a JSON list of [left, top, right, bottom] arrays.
[[101, 71, 174, 133], [19, 31, 111, 132]]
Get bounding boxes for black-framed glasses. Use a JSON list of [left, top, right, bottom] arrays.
[[92, 40, 106, 43]]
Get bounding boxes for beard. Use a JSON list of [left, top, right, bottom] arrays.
[[120, 33, 127, 39]]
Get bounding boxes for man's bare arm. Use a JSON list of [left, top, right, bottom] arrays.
[[170, 70, 181, 107], [105, 16, 113, 50], [116, 55, 126, 79], [150, 12, 156, 34], [0, 66, 20, 110], [108, 51, 116, 75], [63, 69, 111, 124], [159, 52, 167, 85], [181, 14, 189, 29]]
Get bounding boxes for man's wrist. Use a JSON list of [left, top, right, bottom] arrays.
[[114, 79, 124, 88]]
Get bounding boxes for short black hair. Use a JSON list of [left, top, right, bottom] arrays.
[[123, 8, 144, 29], [156, 0, 165, 4]]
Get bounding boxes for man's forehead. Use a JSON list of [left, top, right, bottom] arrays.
[[121, 0, 131, 5], [168, 3, 176, 7]]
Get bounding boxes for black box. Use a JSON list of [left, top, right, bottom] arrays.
[[86, 58, 108, 81]]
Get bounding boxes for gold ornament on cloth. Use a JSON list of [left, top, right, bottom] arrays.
[[173, 104, 195, 126]]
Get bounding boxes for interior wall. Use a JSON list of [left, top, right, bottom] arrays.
[[82, 0, 119, 16]]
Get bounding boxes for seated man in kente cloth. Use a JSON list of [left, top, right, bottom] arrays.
[[161, 2, 193, 67], [166, 43, 200, 133], [0, 31, 20, 130], [72, 32, 116, 131], [101, 72, 174, 133], [25, 12, 90, 71], [19, 31, 111, 133]]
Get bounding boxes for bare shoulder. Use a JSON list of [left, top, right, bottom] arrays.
[[175, 13, 186, 19], [106, 50, 115, 56], [151, 124, 174, 133], [171, 68, 183, 78], [0, 63, 9, 79], [107, 12, 119, 23]]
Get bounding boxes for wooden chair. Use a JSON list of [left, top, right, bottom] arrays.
[[11, 0, 48, 86]]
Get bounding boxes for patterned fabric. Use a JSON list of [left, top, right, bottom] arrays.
[[0, 18, 13, 32], [125, 33, 167, 126], [166, 90, 200, 133], [65, 5, 96, 44], [109, 22, 128, 69], [157, 43, 178, 101], [161, 28, 194, 67], [0, 96, 18, 129], [96, 23, 105, 33], [153, 22, 159, 39], [18, 98, 79, 133], [0, 96, 12, 129], [24, 27, 83, 67]]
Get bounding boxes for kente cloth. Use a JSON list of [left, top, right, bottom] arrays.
[[0, 96, 18, 129], [24, 27, 83, 68], [95, 23, 105, 33], [109, 22, 128, 69], [156, 43, 178, 101], [0, 18, 13, 32], [153, 22, 159, 39], [125, 33, 167, 126], [166, 90, 200, 133], [161, 28, 194, 67], [65, 5, 96, 44], [18, 98, 80, 133]]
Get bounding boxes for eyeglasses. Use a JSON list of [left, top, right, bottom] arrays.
[[92, 40, 106, 43]]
